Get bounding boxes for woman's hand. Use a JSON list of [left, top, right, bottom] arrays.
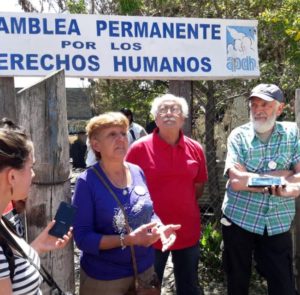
[[30, 220, 73, 255], [126, 222, 160, 247], [153, 224, 181, 252], [124, 222, 181, 250]]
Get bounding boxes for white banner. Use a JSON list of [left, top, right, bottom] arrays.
[[0, 13, 259, 80]]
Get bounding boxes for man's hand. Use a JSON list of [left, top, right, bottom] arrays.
[[233, 162, 247, 172], [229, 162, 295, 194], [264, 183, 300, 198]]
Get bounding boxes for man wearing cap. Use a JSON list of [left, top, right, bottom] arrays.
[[221, 83, 300, 295]]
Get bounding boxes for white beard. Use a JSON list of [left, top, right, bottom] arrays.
[[250, 112, 277, 134]]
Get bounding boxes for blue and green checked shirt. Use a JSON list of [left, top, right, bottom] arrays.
[[222, 121, 300, 236]]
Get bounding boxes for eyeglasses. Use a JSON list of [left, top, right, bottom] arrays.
[[158, 105, 182, 115]]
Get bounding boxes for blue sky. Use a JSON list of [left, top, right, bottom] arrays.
[[0, 0, 23, 12]]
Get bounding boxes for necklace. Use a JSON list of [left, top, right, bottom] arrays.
[[100, 162, 129, 192]]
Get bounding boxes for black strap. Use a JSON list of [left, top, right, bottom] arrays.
[[0, 217, 66, 295], [129, 129, 136, 141], [0, 235, 15, 281], [91, 166, 140, 284]]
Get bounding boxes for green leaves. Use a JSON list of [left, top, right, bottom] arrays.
[[66, 0, 87, 14], [87, 79, 167, 126], [118, 0, 142, 14], [199, 222, 223, 283]]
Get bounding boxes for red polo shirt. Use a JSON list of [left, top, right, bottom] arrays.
[[126, 129, 208, 250]]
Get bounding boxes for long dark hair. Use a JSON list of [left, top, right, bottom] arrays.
[[0, 118, 32, 172]]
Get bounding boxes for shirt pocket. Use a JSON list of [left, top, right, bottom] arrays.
[[244, 158, 264, 173], [272, 154, 291, 170], [186, 159, 201, 179]]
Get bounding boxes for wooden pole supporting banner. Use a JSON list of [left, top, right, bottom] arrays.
[[17, 70, 74, 295]]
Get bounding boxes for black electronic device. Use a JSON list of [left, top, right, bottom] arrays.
[[48, 201, 77, 238], [247, 177, 285, 188]]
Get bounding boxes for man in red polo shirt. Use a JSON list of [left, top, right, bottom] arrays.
[[126, 93, 208, 295]]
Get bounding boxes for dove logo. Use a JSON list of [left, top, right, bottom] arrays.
[[226, 26, 257, 72]]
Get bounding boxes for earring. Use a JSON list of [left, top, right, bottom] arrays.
[[10, 186, 13, 196]]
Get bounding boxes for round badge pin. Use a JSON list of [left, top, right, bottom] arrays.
[[134, 186, 146, 195], [268, 160, 277, 170]]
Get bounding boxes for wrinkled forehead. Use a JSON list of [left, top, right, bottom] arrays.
[[158, 100, 180, 108], [249, 96, 277, 105], [100, 123, 126, 132]]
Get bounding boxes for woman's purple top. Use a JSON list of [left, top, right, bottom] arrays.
[[72, 162, 160, 280]]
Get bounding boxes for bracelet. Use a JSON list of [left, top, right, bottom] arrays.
[[120, 233, 126, 250]]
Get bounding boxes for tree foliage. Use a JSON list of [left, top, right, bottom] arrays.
[[15, 0, 300, 126], [66, 0, 87, 13], [87, 79, 167, 126]]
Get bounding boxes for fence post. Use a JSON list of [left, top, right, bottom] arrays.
[[0, 77, 17, 121], [17, 69, 74, 295], [294, 88, 300, 291]]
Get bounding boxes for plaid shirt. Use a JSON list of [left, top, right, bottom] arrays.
[[222, 121, 300, 235]]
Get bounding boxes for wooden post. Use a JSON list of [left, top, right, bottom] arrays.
[[0, 77, 17, 122], [169, 80, 193, 136], [17, 70, 75, 295], [294, 88, 300, 292]]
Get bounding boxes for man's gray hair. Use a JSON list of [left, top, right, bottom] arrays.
[[150, 94, 189, 118]]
